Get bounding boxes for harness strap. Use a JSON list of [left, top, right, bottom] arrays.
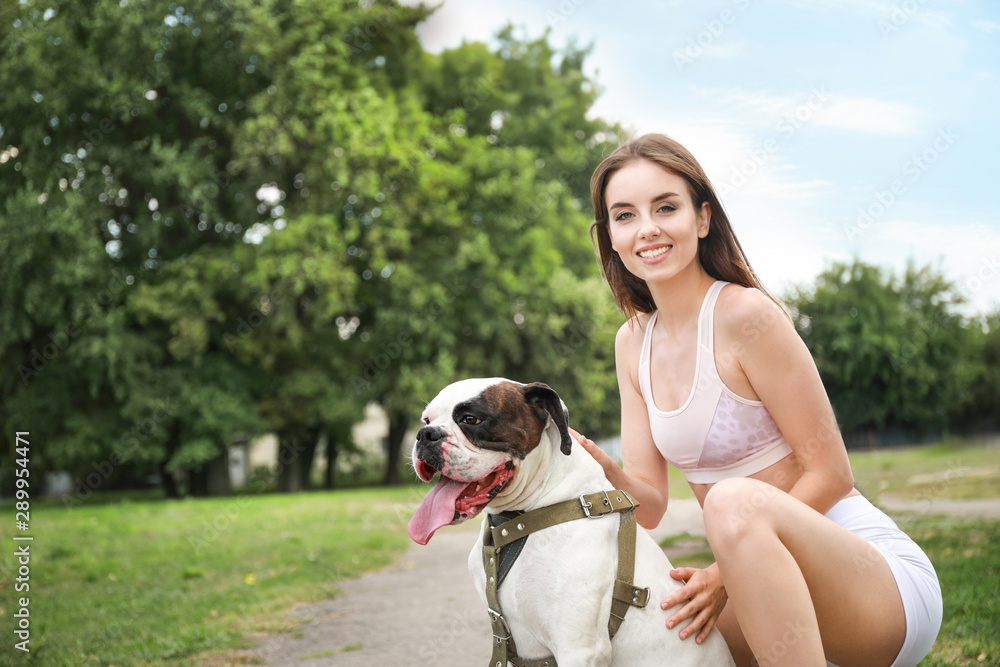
[[608, 510, 650, 637], [482, 489, 649, 667], [488, 511, 528, 588], [489, 489, 639, 550], [483, 540, 513, 667]]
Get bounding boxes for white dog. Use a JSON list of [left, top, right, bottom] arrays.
[[408, 378, 734, 666]]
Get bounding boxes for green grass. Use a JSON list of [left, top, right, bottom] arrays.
[[1, 437, 997, 665], [848, 435, 1000, 501], [907, 518, 1000, 666], [0, 485, 428, 666], [667, 435, 1000, 503], [667, 464, 696, 499]]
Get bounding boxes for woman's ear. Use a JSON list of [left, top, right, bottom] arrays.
[[697, 201, 711, 238]]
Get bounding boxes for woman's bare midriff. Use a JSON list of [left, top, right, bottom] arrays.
[[689, 451, 861, 508]]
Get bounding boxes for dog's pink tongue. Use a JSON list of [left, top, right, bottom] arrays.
[[408, 475, 467, 545]]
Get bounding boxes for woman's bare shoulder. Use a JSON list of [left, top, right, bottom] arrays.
[[615, 312, 654, 351], [716, 284, 790, 340]]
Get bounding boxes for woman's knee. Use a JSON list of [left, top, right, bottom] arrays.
[[703, 477, 782, 547]]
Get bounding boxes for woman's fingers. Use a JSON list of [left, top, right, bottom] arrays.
[[670, 567, 696, 582], [569, 428, 597, 452], [569, 428, 605, 460], [661, 568, 694, 612], [665, 594, 697, 630], [695, 611, 719, 644], [681, 605, 716, 641], [662, 571, 722, 641]]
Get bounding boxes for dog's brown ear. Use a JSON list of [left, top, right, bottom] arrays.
[[522, 382, 572, 455]]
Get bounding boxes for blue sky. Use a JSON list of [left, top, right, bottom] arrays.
[[407, 0, 1000, 316]]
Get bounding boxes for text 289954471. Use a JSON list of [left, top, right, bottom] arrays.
[[13, 431, 32, 653]]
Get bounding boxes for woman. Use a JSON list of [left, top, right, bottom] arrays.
[[571, 134, 942, 666]]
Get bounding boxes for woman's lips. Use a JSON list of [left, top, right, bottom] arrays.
[[637, 244, 672, 263]]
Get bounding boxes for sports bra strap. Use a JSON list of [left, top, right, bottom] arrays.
[[698, 280, 727, 359]]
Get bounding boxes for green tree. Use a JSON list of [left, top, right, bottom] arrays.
[[1, 0, 624, 493], [418, 27, 623, 235], [248, 14, 624, 483], [1, 0, 269, 488], [0, 0, 351, 492], [787, 259, 969, 445], [956, 311, 1000, 432]]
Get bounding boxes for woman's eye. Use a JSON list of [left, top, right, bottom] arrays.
[[657, 204, 676, 213], [460, 415, 483, 426], [614, 211, 633, 222]]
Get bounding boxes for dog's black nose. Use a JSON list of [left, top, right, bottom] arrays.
[[417, 425, 446, 443]]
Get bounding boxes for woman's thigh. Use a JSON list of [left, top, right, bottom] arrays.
[[704, 478, 907, 667], [716, 603, 755, 667]]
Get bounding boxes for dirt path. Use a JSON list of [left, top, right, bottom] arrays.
[[242, 524, 493, 666], [238, 495, 1000, 666], [877, 495, 1000, 520], [235, 498, 708, 666]]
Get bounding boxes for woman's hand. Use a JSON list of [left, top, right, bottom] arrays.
[[661, 563, 728, 644], [568, 428, 620, 480]]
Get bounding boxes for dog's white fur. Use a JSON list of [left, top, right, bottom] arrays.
[[418, 378, 735, 666]]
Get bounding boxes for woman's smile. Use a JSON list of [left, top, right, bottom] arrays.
[[637, 243, 673, 262]]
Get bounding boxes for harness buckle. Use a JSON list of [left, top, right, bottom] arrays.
[[622, 490, 636, 511], [488, 608, 512, 641], [581, 491, 616, 518]]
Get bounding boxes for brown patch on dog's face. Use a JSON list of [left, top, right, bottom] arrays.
[[453, 381, 572, 458]]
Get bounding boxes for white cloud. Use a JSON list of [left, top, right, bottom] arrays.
[[849, 219, 1000, 315], [790, 0, 954, 27], [700, 42, 743, 59], [811, 96, 924, 135], [693, 87, 800, 118], [787, 0, 895, 12], [722, 191, 842, 296], [741, 177, 838, 201], [405, 0, 546, 53], [974, 19, 1000, 34]]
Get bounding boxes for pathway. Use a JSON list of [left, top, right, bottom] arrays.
[[234, 495, 1000, 666]]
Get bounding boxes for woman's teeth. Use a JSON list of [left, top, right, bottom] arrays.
[[638, 246, 671, 258]]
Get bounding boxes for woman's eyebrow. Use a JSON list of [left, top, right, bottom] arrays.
[[609, 192, 679, 210]]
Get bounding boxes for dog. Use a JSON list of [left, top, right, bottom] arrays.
[[408, 378, 734, 666]]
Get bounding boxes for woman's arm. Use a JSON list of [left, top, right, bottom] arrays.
[[725, 288, 855, 514], [574, 319, 670, 529]]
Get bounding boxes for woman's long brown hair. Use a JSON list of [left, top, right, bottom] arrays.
[[590, 133, 780, 321]]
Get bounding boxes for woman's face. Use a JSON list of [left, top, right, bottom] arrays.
[[604, 158, 710, 284]]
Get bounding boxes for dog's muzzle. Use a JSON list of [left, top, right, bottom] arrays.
[[414, 426, 447, 478]]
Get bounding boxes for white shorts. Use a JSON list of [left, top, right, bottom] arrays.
[[825, 495, 943, 667]]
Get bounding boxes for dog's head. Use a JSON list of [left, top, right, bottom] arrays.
[[407, 378, 572, 545]]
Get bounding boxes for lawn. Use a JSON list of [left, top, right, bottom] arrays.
[[848, 434, 1000, 501], [0, 437, 997, 666], [0, 485, 427, 666]]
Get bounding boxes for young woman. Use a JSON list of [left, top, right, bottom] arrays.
[[570, 134, 942, 666]]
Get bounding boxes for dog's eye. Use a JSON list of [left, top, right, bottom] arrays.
[[460, 415, 482, 426], [421, 417, 430, 425]]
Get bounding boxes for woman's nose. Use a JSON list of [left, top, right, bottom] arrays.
[[637, 214, 660, 238]]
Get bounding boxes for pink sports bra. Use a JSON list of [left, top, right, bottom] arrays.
[[638, 281, 793, 484]]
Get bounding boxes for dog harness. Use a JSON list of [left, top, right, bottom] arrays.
[[481, 489, 650, 667]]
